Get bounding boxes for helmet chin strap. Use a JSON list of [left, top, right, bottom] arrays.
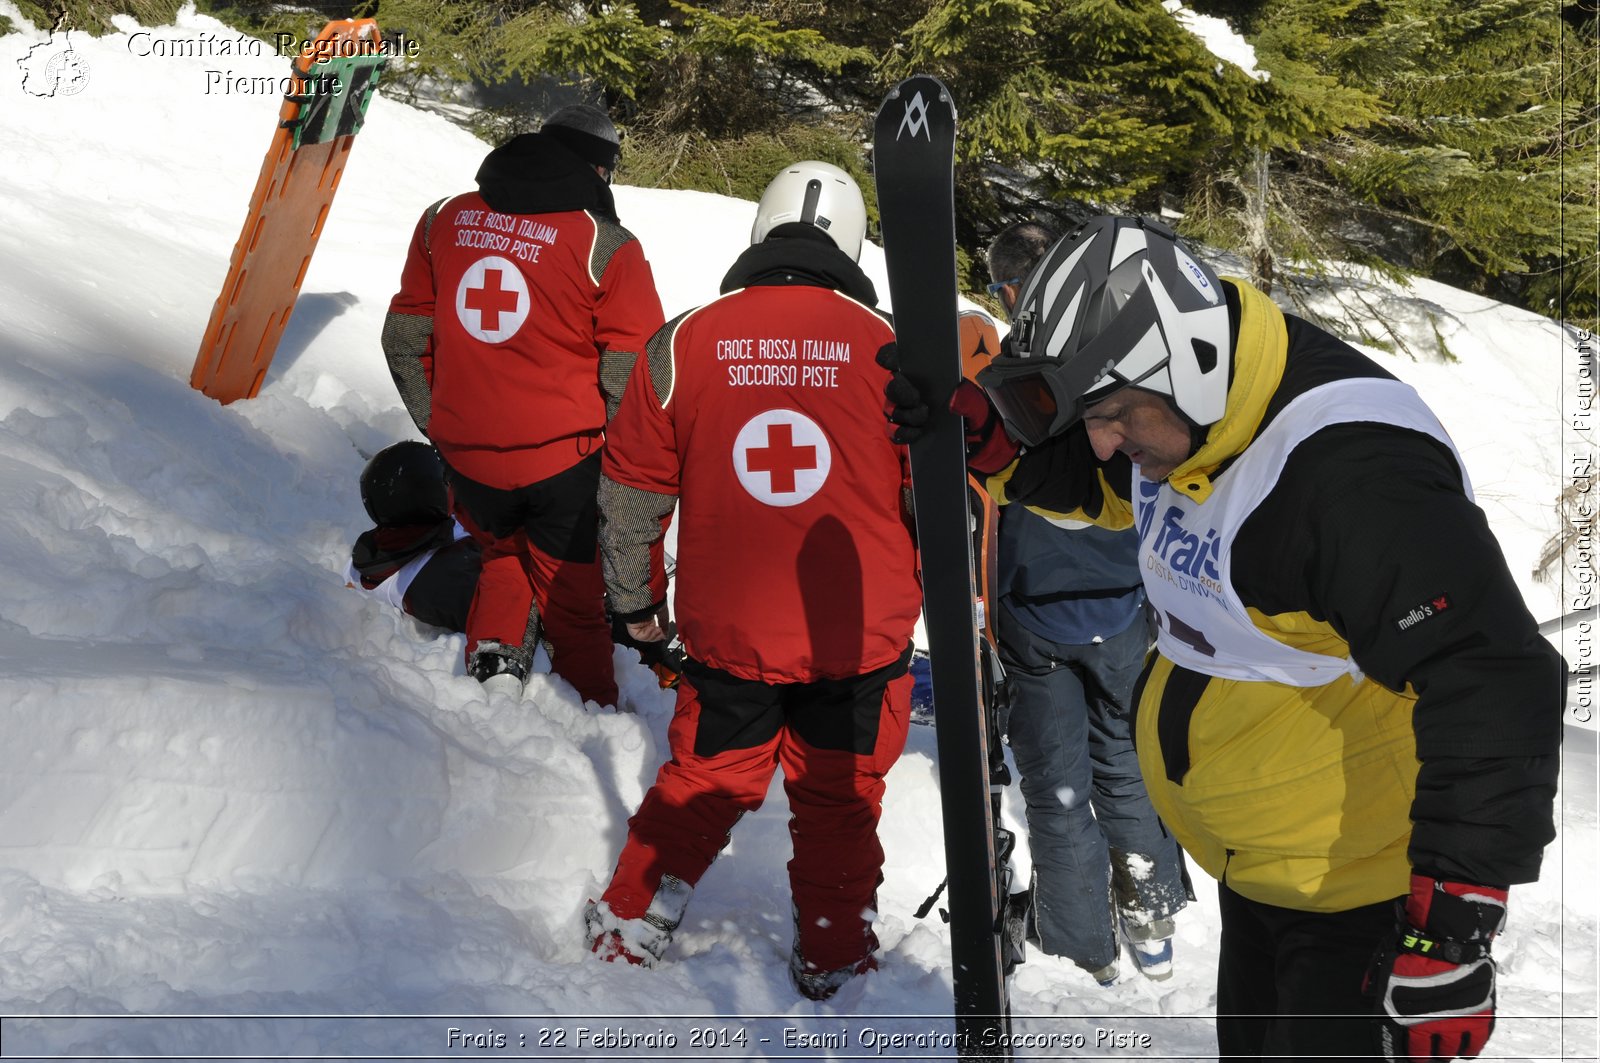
[[1157, 392, 1210, 461], [1145, 387, 1208, 462]]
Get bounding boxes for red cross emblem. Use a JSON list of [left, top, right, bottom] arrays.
[[733, 410, 831, 507], [454, 256, 530, 342], [464, 268, 519, 332], [745, 422, 817, 493]]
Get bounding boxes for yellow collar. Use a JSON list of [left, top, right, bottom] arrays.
[[1163, 280, 1286, 503]]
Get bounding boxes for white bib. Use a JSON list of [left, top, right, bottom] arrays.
[[1134, 378, 1469, 686]]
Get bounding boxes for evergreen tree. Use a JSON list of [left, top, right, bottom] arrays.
[[1188, 0, 1594, 324], [1547, 0, 1596, 325], [84, 0, 1575, 322], [359, 0, 883, 203], [888, 0, 1369, 295]]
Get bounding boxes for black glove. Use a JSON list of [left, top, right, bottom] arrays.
[[1365, 874, 1506, 1062], [877, 342, 930, 444]]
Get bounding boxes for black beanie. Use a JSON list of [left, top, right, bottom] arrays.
[[542, 104, 621, 171]]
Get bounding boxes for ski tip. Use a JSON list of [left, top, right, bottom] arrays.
[[885, 74, 953, 104], [876, 74, 958, 130]]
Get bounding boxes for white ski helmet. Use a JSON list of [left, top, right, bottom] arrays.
[[977, 216, 1233, 447], [750, 161, 868, 261]]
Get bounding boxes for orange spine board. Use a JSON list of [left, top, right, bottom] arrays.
[[190, 19, 381, 403]]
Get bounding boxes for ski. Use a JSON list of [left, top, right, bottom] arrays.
[[873, 75, 1012, 1060]]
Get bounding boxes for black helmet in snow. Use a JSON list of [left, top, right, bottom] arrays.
[[976, 216, 1233, 447], [359, 441, 448, 526]]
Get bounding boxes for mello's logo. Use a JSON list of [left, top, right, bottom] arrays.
[[1394, 592, 1452, 633]]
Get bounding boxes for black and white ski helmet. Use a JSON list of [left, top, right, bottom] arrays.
[[359, 441, 448, 526], [750, 161, 868, 262], [999, 215, 1232, 431]]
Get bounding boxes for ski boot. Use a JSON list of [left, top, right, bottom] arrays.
[[468, 639, 530, 697], [1120, 915, 1175, 981], [585, 876, 692, 968], [789, 946, 877, 1002]]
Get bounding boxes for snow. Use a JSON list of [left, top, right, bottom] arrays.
[[1163, 0, 1268, 82], [0, 7, 1595, 1060]]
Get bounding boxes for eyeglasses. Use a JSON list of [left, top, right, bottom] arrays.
[[986, 277, 1022, 298]]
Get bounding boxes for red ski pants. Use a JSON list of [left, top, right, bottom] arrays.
[[447, 454, 617, 706], [601, 648, 913, 973]]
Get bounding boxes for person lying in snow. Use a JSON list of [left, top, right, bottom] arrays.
[[345, 440, 680, 689]]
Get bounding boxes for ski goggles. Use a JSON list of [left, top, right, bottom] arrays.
[[978, 294, 1181, 448], [976, 354, 1100, 448]]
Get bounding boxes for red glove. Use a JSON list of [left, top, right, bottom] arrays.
[[949, 378, 1019, 475], [1366, 875, 1508, 1062], [876, 343, 1019, 473]]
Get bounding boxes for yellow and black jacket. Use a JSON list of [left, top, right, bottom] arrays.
[[991, 280, 1564, 912]]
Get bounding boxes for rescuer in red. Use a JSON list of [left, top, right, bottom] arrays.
[[382, 105, 666, 706], [583, 162, 923, 1001]]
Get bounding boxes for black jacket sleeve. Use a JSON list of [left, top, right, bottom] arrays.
[[991, 422, 1134, 522]]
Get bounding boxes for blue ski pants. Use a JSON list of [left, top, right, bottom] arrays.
[[997, 605, 1188, 972]]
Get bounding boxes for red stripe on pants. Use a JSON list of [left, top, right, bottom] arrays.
[[520, 533, 616, 706], [781, 672, 909, 972]]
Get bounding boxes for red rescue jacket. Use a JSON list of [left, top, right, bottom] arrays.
[[602, 229, 921, 682], [386, 134, 664, 488]]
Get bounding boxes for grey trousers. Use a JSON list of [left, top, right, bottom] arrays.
[[997, 605, 1188, 971]]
